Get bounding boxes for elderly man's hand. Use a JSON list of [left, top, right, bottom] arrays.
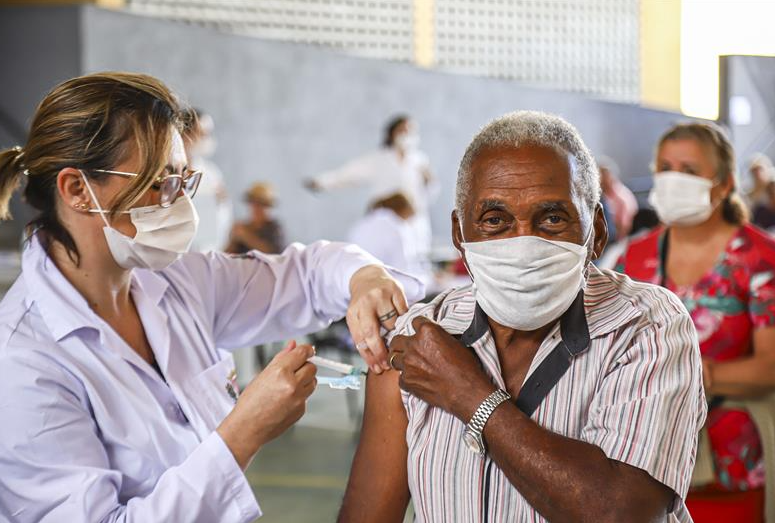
[[389, 316, 496, 422]]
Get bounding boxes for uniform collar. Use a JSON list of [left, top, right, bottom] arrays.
[[459, 264, 641, 348], [23, 233, 170, 342]]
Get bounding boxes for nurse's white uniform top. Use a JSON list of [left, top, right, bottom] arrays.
[[0, 234, 423, 522]]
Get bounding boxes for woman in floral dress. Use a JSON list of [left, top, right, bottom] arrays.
[[616, 122, 775, 522]]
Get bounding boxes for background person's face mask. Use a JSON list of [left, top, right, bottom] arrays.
[[460, 228, 591, 331], [395, 132, 420, 151], [80, 171, 199, 270], [648, 171, 719, 227]]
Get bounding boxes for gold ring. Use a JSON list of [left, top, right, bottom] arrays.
[[389, 352, 398, 370], [378, 309, 398, 323]]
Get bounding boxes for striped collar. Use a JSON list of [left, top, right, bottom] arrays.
[[459, 264, 641, 349], [460, 292, 590, 357]]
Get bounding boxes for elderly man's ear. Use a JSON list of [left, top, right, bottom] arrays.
[[451, 210, 464, 254], [591, 203, 609, 260]]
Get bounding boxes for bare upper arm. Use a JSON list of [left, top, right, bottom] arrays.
[[338, 369, 409, 523]]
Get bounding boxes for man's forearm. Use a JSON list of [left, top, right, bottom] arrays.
[[480, 402, 672, 523]]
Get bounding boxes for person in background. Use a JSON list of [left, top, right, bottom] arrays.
[[305, 114, 437, 259], [347, 192, 431, 288], [616, 122, 775, 523], [751, 180, 775, 232], [226, 182, 285, 255], [744, 153, 774, 209], [182, 108, 233, 252], [598, 155, 637, 240], [596, 208, 659, 270]]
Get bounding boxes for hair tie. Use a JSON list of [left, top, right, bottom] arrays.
[[11, 146, 24, 161], [10, 146, 29, 176]]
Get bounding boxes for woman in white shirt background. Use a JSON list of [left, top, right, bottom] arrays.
[[347, 192, 432, 288], [0, 72, 423, 522], [305, 114, 438, 262]]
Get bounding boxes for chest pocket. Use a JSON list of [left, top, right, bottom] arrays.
[[182, 353, 239, 432]]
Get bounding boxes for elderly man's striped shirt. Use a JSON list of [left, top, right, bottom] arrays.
[[391, 265, 706, 522]]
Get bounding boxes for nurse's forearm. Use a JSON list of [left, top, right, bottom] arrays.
[[216, 342, 317, 469], [217, 414, 265, 470]]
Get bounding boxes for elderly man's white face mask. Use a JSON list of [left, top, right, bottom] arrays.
[[460, 226, 592, 331]]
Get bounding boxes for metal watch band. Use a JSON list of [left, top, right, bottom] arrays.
[[467, 389, 511, 435]]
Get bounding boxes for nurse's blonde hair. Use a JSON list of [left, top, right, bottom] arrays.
[[0, 72, 190, 263]]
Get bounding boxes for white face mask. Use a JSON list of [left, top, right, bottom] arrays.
[[648, 171, 718, 227], [461, 229, 591, 331], [395, 132, 420, 151], [80, 171, 200, 270]]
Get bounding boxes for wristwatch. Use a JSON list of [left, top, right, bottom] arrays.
[[463, 389, 511, 456]]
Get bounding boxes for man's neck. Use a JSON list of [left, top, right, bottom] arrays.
[[488, 318, 553, 351]]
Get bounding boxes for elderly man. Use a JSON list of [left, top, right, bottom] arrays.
[[339, 111, 706, 522]]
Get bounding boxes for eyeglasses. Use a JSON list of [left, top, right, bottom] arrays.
[[91, 168, 203, 207]]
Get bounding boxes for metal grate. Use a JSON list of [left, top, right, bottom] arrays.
[[126, 0, 415, 61], [434, 0, 640, 103], [125, 0, 640, 102]]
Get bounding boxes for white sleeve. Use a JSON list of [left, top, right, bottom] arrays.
[[170, 241, 426, 350], [312, 152, 380, 191], [0, 353, 260, 523]]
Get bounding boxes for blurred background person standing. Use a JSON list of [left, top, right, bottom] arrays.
[[347, 192, 431, 289], [183, 108, 233, 252], [744, 153, 775, 210], [598, 155, 638, 241], [751, 179, 775, 232], [226, 182, 286, 255], [305, 114, 437, 260]]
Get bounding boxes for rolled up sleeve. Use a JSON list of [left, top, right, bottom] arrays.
[[580, 291, 707, 500]]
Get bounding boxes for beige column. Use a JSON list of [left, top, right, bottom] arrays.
[[413, 0, 435, 68], [640, 0, 681, 111]]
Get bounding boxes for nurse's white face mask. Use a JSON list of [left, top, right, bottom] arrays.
[[460, 224, 592, 331], [80, 170, 199, 270]]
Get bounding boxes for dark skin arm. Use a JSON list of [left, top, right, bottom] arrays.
[[389, 317, 674, 523], [338, 370, 410, 523]]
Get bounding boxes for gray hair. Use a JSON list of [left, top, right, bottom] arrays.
[[455, 111, 601, 224]]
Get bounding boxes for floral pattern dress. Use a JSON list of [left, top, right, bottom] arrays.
[[615, 223, 775, 491]]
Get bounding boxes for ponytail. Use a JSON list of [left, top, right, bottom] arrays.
[[0, 146, 25, 220], [722, 192, 749, 225]]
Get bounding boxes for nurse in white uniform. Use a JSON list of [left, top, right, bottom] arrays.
[[0, 72, 423, 522]]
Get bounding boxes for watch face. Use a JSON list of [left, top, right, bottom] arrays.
[[463, 431, 483, 455]]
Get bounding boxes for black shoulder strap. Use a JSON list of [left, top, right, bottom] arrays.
[[515, 291, 590, 417]]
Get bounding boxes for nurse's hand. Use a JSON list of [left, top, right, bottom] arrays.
[[217, 341, 316, 470], [347, 264, 409, 375]]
